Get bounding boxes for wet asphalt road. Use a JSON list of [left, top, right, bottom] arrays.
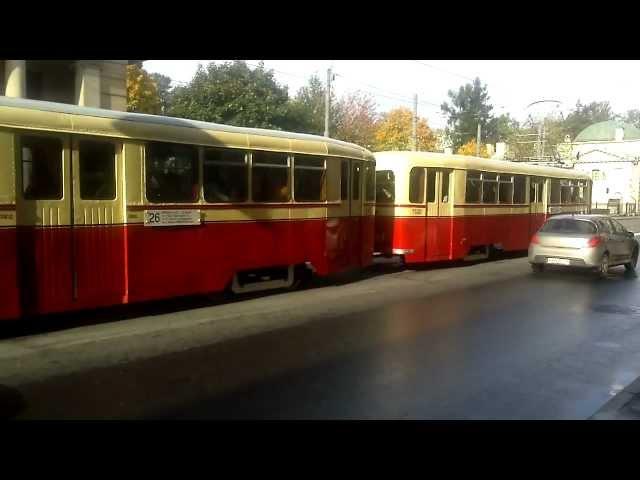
[[152, 265, 640, 419], [5, 217, 640, 420]]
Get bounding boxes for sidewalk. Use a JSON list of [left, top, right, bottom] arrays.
[[591, 377, 640, 420]]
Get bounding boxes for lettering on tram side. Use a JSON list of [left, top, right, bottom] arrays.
[[144, 209, 202, 227]]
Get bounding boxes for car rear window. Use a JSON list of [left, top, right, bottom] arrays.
[[540, 218, 596, 234]]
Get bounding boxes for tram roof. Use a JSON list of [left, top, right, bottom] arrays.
[[374, 150, 591, 180], [0, 96, 374, 161]]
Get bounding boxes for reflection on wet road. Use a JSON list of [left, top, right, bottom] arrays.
[[152, 265, 640, 419]]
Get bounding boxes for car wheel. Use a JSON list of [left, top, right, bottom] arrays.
[[598, 252, 610, 279], [531, 263, 544, 273], [625, 248, 638, 272]]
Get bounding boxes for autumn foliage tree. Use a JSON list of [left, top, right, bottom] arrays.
[[333, 91, 378, 150], [456, 139, 489, 158], [374, 107, 436, 152], [126, 64, 161, 114]]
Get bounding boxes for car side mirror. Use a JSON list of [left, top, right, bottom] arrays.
[[627, 231, 635, 238]]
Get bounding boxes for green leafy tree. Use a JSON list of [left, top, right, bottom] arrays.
[[563, 100, 614, 140], [286, 74, 340, 135], [168, 61, 291, 129], [150, 72, 173, 114], [622, 109, 640, 129], [441, 77, 494, 150]]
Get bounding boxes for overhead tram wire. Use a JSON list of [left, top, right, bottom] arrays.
[[161, 62, 450, 129], [411, 60, 476, 82]]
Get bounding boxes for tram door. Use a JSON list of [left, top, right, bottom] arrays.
[[15, 132, 73, 314], [350, 160, 364, 265], [425, 168, 452, 260], [529, 176, 544, 237], [71, 138, 127, 309]]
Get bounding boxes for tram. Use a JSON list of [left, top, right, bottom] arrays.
[[374, 151, 592, 264], [0, 97, 376, 321]]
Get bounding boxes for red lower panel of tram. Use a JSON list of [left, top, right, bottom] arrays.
[[375, 213, 548, 264], [3, 216, 374, 320]]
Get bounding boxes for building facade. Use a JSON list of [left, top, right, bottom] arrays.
[[1, 60, 129, 111], [568, 120, 640, 213]]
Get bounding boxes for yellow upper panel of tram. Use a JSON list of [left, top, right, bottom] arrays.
[[374, 151, 591, 180], [0, 96, 374, 162]]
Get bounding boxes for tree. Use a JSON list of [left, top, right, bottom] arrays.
[[126, 64, 161, 114], [563, 100, 614, 140], [285, 74, 343, 135], [622, 109, 640, 129], [150, 72, 173, 114], [487, 113, 519, 144], [456, 139, 489, 158], [374, 107, 437, 152], [167, 61, 291, 130], [441, 77, 494, 150], [333, 91, 379, 149]]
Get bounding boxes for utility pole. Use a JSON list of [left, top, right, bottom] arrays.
[[537, 122, 543, 161], [324, 67, 332, 137], [412, 94, 418, 151], [476, 122, 481, 157]]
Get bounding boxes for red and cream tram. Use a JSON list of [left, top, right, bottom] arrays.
[[374, 151, 592, 264], [0, 97, 376, 321]]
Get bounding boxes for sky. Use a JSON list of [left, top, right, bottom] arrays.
[[143, 60, 640, 130]]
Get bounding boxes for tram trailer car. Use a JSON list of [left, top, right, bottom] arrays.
[[374, 151, 592, 264], [0, 97, 376, 321]]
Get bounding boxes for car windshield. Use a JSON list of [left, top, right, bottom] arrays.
[[540, 218, 596, 234]]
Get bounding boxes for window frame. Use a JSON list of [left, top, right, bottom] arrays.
[[375, 170, 395, 204], [293, 154, 327, 203], [498, 174, 514, 204], [202, 146, 249, 204], [409, 167, 426, 204], [513, 175, 526, 204], [465, 170, 482, 204], [78, 139, 118, 201], [481, 172, 499, 204], [250, 150, 292, 203], [144, 141, 200, 204], [20, 133, 65, 201], [340, 159, 350, 202]]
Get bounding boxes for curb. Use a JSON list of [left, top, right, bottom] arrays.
[[591, 377, 640, 420]]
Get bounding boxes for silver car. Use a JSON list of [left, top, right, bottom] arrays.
[[528, 214, 639, 277]]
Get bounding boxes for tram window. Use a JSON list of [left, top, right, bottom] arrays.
[[376, 170, 395, 203], [365, 164, 375, 202], [341, 160, 349, 201], [441, 170, 450, 203], [427, 170, 436, 203], [146, 142, 198, 203], [465, 171, 481, 203], [252, 151, 290, 202], [560, 180, 573, 204], [513, 175, 526, 203], [79, 140, 116, 200], [294, 155, 326, 202], [409, 168, 425, 203], [498, 175, 513, 204], [352, 163, 361, 200], [203, 148, 247, 203], [482, 172, 498, 203], [550, 179, 561, 204], [21, 135, 63, 200]]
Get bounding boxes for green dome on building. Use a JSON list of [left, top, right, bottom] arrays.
[[574, 120, 640, 142]]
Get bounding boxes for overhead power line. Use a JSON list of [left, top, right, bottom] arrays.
[[412, 60, 476, 82]]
